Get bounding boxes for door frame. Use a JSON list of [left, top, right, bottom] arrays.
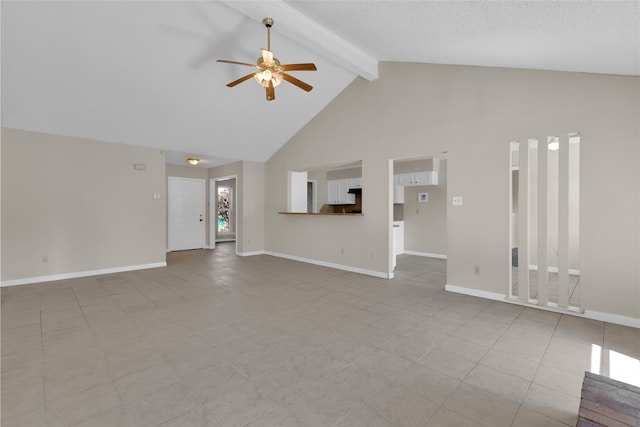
[[210, 174, 238, 251], [307, 179, 318, 213], [167, 176, 206, 251]]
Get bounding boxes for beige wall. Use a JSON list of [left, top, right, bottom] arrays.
[[240, 161, 265, 255], [326, 167, 362, 180], [1, 128, 166, 283], [265, 62, 639, 321]]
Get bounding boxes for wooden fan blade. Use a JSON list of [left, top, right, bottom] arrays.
[[280, 72, 313, 92], [279, 63, 317, 71], [266, 80, 275, 101], [226, 73, 256, 87], [217, 59, 259, 68]]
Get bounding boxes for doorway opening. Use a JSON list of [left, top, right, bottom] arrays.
[[307, 180, 317, 213], [391, 155, 447, 285], [210, 176, 237, 251]]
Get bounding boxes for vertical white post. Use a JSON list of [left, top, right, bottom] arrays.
[[288, 171, 308, 212], [558, 134, 570, 308], [518, 140, 530, 301], [509, 143, 515, 299], [537, 137, 549, 306]]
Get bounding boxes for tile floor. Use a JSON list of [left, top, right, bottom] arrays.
[[2, 243, 639, 427], [511, 269, 581, 308]]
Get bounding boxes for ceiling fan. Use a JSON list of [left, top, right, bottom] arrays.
[[217, 18, 317, 101]]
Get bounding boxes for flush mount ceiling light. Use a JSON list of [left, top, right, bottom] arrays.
[[187, 158, 200, 165], [217, 18, 317, 101]]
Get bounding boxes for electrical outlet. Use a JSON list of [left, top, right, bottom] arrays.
[[452, 196, 463, 206], [474, 265, 480, 274], [42, 256, 49, 263]]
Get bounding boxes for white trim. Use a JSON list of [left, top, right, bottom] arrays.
[[220, 0, 378, 80], [403, 251, 447, 259], [528, 264, 580, 275], [445, 284, 506, 301], [581, 310, 640, 329], [445, 283, 639, 329], [0, 262, 167, 287], [237, 250, 266, 257], [265, 251, 392, 279]]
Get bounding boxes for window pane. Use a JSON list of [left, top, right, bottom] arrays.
[[217, 186, 230, 233]]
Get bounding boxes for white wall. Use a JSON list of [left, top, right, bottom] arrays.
[[264, 62, 639, 321], [1, 128, 167, 284]]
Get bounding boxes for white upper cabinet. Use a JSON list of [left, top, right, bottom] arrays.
[[394, 171, 437, 203], [348, 177, 362, 189], [397, 171, 438, 187], [327, 179, 356, 204]]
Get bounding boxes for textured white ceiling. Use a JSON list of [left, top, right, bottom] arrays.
[[2, 1, 638, 167], [287, 1, 640, 76]]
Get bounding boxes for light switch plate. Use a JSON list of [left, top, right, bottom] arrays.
[[452, 196, 463, 206]]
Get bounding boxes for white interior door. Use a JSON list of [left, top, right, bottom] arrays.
[[168, 177, 205, 251]]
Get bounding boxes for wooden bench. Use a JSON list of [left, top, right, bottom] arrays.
[[578, 372, 640, 426]]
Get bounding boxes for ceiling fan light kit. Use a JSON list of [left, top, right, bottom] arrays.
[[217, 17, 317, 101]]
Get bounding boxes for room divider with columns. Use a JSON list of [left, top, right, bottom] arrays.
[[509, 133, 581, 313]]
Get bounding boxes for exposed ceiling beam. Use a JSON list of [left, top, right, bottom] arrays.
[[220, 0, 379, 81]]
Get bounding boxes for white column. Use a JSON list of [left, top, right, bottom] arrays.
[[518, 140, 530, 301], [557, 134, 570, 308], [537, 137, 549, 306]]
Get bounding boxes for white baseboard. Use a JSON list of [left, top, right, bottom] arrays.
[[265, 251, 392, 279], [237, 250, 266, 257], [528, 264, 580, 275], [445, 284, 506, 301], [1, 262, 167, 287], [445, 283, 639, 329], [402, 251, 447, 259], [582, 310, 640, 329]]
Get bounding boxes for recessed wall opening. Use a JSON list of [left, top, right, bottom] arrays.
[[286, 161, 363, 214], [509, 133, 581, 312]]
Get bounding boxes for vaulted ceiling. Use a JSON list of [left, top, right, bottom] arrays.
[[2, 1, 638, 168]]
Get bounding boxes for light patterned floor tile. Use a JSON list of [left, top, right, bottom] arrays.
[[0, 248, 598, 427]]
